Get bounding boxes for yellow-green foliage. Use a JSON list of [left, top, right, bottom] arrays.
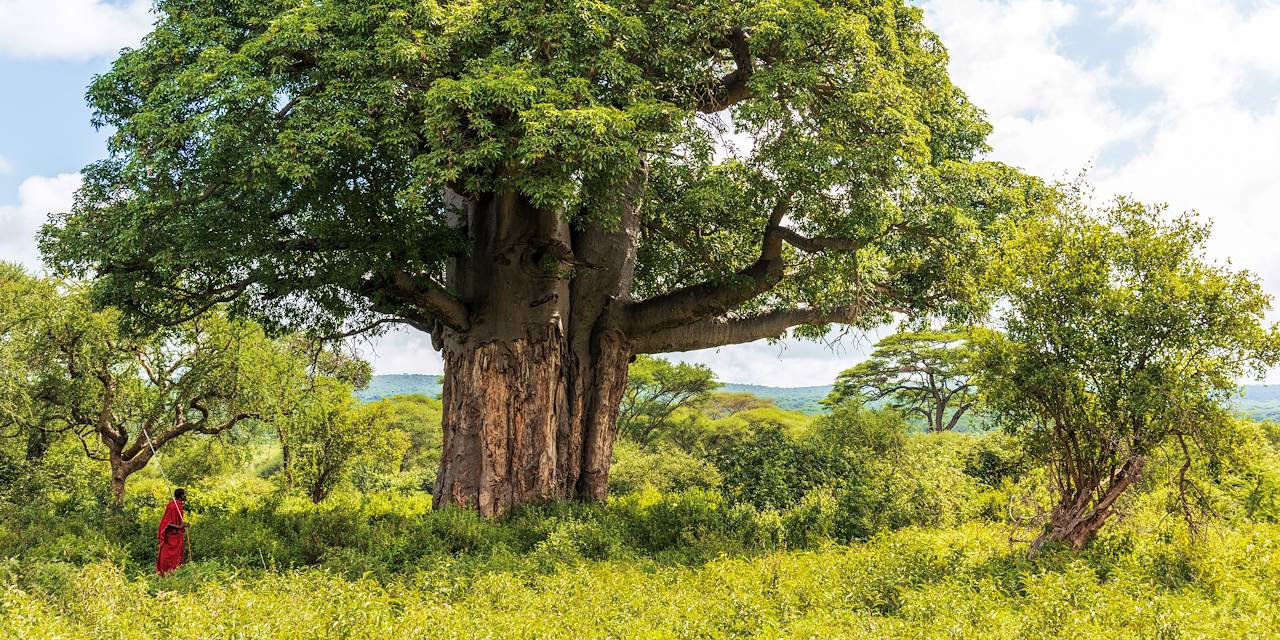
[[664, 404, 816, 452], [5, 522, 1280, 639], [608, 439, 722, 495]]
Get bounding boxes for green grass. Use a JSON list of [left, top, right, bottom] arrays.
[[5, 521, 1279, 639]]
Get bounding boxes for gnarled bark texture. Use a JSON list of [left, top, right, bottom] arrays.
[[430, 180, 641, 516]]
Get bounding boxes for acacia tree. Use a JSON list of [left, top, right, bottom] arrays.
[[43, 0, 1048, 515], [618, 355, 718, 443], [826, 328, 978, 432], [0, 270, 303, 502], [975, 198, 1280, 551]]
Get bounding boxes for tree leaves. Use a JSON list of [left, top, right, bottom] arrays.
[[42, 0, 1040, 342]]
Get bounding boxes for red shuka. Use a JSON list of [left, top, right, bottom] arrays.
[[155, 499, 186, 575]]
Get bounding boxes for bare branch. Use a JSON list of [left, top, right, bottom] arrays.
[[323, 318, 412, 341], [632, 303, 867, 354]]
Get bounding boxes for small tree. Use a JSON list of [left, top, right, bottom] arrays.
[[0, 269, 302, 502], [287, 380, 396, 503], [371, 394, 444, 474], [703, 392, 774, 419], [827, 328, 978, 432], [976, 197, 1280, 551], [618, 356, 718, 443]]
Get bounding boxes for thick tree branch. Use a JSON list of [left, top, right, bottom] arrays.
[[625, 197, 789, 335], [632, 303, 866, 354], [376, 270, 471, 332], [696, 27, 755, 113], [774, 227, 862, 253]]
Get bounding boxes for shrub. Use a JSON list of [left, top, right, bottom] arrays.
[[962, 431, 1028, 487], [530, 518, 625, 570], [783, 487, 837, 549], [710, 422, 852, 511], [608, 439, 721, 495]]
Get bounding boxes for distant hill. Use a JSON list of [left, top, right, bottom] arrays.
[[358, 377, 1280, 423], [357, 374, 444, 402], [356, 374, 834, 414], [716, 382, 833, 415], [1235, 384, 1280, 422]]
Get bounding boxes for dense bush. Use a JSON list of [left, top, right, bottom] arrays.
[[710, 421, 852, 511], [608, 439, 722, 496], [702, 406, 991, 540]]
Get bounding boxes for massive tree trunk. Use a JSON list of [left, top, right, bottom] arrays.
[[431, 183, 640, 516]]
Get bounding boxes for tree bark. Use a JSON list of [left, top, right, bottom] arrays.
[[431, 182, 640, 516], [110, 468, 128, 503], [424, 170, 867, 516], [1031, 455, 1145, 552], [107, 450, 146, 504]]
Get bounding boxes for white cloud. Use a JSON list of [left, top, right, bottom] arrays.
[[0, 173, 80, 272], [0, 155, 12, 174], [0, 0, 152, 60], [1093, 1, 1280, 309], [1117, 0, 1280, 109], [353, 326, 445, 376], [924, 0, 1280, 383], [921, 0, 1148, 177], [920, 0, 1280, 290]]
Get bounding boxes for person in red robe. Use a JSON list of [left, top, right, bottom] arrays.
[[156, 488, 189, 575]]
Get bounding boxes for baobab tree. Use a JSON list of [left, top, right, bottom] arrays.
[[43, 0, 1049, 515]]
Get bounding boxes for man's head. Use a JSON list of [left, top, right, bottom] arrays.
[[174, 488, 186, 501]]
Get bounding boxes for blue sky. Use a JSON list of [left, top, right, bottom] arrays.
[[2, 0, 1279, 386]]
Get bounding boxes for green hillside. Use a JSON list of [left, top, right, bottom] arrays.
[[359, 377, 1280, 423], [1235, 384, 1280, 422], [356, 374, 833, 412], [716, 382, 833, 415], [357, 373, 444, 401]]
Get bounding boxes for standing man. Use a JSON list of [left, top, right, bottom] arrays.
[[156, 488, 189, 575]]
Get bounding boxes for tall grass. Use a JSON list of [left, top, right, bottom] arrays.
[[5, 521, 1279, 639]]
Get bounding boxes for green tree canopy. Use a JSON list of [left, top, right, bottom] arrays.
[[0, 265, 307, 502], [975, 195, 1280, 551], [40, 0, 1050, 514], [285, 379, 397, 503], [827, 327, 979, 432], [618, 355, 718, 444]]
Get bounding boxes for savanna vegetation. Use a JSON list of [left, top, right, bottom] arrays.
[[4, 0, 1280, 638]]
